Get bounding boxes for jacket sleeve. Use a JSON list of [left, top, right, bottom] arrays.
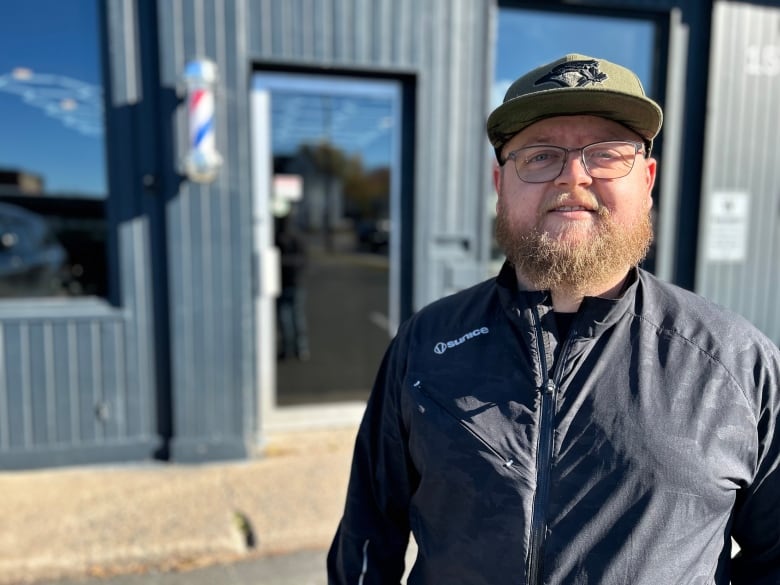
[[730, 337, 780, 585], [327, 327, 416, 585]]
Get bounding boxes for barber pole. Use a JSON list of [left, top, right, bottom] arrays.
[[183, 59, 222, 182]]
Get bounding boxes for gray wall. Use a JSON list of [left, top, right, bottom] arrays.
[[156, 0, 496, 455], [696, 0, 780, 346], [0, 304, 157, 468], [157, 0, 256, 460]]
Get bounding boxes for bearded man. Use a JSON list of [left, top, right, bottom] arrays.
[[328, 54, 780, 585]]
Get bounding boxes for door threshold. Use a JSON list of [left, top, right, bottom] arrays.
[[261, 400, 366, 435]]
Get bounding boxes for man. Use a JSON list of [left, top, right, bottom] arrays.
[[327, 54, 780, 584], [275, 212, 310, 361]]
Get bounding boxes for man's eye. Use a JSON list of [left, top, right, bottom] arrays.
[[591, 149, 618, 159], [524, 150, 561, 165]]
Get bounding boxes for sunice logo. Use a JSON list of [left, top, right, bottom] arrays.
[[434, 327, 490, 355]]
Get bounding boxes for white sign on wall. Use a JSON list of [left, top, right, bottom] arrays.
[[745, 45, 780, 76], [705, 191, 750, 262]]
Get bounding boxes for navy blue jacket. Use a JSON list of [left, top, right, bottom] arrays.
[[328, 263, 780, 584]]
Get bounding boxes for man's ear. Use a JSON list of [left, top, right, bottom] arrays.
[[644, 157, 657, 210], [493, 160, 503, 199]]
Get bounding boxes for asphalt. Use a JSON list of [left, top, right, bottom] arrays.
[[0, 427, 360, 585]]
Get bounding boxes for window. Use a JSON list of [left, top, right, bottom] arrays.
[[493, 9, 656, 111], [0, 1, 107, 298]]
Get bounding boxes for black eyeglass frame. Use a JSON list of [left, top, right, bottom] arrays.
[[502, 140, 647, 184]]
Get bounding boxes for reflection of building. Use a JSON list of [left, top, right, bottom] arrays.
[[0, 168, 44, 195]]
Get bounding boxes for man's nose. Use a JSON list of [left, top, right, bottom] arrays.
[[554, 150, 592, 186]]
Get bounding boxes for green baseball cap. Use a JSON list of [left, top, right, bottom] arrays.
[[486, 53, 663, 159]]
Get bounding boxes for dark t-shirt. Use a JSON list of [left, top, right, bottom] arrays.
[[553, 310, 577, 364]]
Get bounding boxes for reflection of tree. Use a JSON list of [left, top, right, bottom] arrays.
[[302, 141, 348, 174], [300, 141, 389, 220], [346, 167, 389, 219]]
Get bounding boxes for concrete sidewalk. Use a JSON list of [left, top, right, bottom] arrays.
[[0, 427, 358, 585], [41, 549, 329, 585]]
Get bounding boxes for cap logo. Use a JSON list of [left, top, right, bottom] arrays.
[[534, 59, 607, 88]]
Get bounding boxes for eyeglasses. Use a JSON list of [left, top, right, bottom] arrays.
[[504, 140, 646, 183]]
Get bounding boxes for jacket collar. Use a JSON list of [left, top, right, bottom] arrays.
[[496, 260, 639, 338]]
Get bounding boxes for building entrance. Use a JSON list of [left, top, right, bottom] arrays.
[[251, 73, 403, 425]]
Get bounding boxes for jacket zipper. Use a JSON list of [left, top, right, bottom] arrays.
[[527, 306, 568, 585], [412, 380, 518, 469], [527, 377, 556, 585]]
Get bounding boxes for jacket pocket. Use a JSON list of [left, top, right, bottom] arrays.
[[409, 377, 519, 471]]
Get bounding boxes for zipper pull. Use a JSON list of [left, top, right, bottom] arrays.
[[545, 379, 556, 395]]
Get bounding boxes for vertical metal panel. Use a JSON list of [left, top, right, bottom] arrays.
[[106, 0, 142, 105], [158, 0, 255, 459], [28, 323, 48, 445], [0, 310, 142, 463], [655, 8, 689, 282], [116, 215, 156, 440], [3, 323, 27, 448], [0, 326, 6, 449], [696, 1, 780, 345]]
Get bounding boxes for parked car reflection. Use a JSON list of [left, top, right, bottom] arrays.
[[0, 202, 66, 297], [356, 218, 390, 254]]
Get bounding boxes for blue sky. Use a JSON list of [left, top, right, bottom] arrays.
[[253, 73, 398, 171], [494, 8, 656, 109], [0, 1, 106, 197]]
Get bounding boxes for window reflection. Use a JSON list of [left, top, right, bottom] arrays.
[[0, 1, 107, 298], [256, 74, 399, 406]]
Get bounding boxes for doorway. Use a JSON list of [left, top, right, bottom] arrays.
[[251, 72, 403, 425]]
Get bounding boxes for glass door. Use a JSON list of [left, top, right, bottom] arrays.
[[251, 72, 402, 413]]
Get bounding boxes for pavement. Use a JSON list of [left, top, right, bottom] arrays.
[[0, 426, 360, 585], [41, 550, 329, 585]]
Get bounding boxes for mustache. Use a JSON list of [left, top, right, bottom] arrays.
[[539, 192, 603, 215]]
